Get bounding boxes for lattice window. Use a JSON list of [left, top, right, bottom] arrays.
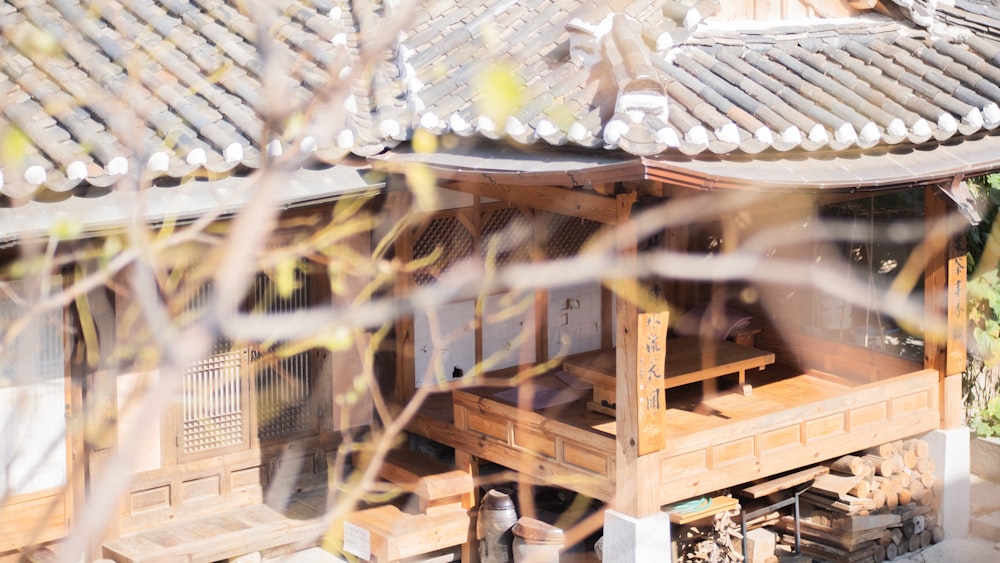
[[181, 351, 245, 455], [0, 278, 64, 384], [256, 351, 311, 439], [546, 215, 602, 259], [250, 271, 313, 440], [413, 216, 474, 285], [0, 276, 67, 497], [482, 208, 532, 268]]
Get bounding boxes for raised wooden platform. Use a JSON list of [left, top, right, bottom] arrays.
[[406, 362, 941, 507], [102, 489, 327, 563]]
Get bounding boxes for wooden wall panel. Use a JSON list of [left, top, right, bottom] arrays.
[[893, 390, 931, 414], [712, 437, 755, 467], [0, 491, 67, 551], [467, 412, 508, 441], [805, 413, 845, 442], [182, 476, 220, 501], [563, 444, 609, 476], [850, 402, 888, 429], [231, 466, 263, 490], [761, 425, 800, 452], [513, 427, 556, 458], [660, 450, 708, 481], [129, 485, 171, 513], [118, 440, 332, 535], [451, 390, 616, 502]]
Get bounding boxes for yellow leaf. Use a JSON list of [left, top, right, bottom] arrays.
[[1, 127, 29, 165], [285, 111, 306, 140], [412, 128, 438, 154], [51, 218, 82, 241], [405, 163, 438, 212], [545, 103, 577, 131], [275, 256, 298, 298], [320, 327, 353, 351], [476, 64, 524, 126]]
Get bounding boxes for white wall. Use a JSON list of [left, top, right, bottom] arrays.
[[413, 299, 476, 387], [547, 281, 603, 358], [482, 291, 536, 371]]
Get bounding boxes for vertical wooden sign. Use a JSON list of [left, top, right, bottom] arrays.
[[925, 186, 968, 429], [636, 310, 668, 456]]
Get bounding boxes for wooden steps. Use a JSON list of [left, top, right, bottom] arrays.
[[340, 448, 473, 562], [343, 503, 470, 561], [102, 489, 327, 563]]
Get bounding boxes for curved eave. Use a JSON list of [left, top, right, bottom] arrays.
[[368, 148, 647, 188], [373, 132, 1000, 197], [643, 132, 1000, 192], [0, 164, 382, 247]]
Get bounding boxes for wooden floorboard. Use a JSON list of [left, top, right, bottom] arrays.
[[103, 489, 328, 563]]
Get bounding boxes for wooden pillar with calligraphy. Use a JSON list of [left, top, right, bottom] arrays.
[[614, 191, 666, 518], [924, 184, 968, 429]]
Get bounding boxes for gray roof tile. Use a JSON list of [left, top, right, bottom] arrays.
[[7, 0, 1000, 198]]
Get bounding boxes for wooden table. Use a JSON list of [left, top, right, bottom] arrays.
[[561, 336, 775, 414]]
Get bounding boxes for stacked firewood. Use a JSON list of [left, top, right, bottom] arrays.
[[675, 509, 743, 563], [778, 439, 945, 562]]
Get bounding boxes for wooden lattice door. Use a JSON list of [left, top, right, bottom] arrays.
[[179, 270, 316, 461]]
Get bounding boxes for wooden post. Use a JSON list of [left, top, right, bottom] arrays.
[[454, 449, 480, 563], [614, 191, 665, 518], [329, 230, 375, 430], [82, 272, 123, 557], [390, 190, 416, 403], [924, 185, 967, 429]]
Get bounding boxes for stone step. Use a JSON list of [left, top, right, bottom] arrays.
[[971, 510, 1000, 543], [971, 475, 1000, 519]]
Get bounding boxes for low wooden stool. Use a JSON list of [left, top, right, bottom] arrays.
[[737, 465, 829, 559]]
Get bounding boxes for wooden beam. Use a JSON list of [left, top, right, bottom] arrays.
[[443, 181, 620, 225], [924, 185, 967, 429]]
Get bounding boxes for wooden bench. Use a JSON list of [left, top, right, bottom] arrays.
[[562, 336, 776, 414], [102, 489, 327, 563], [341, 448, 473, 562]]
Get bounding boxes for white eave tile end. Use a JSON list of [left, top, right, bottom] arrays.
[[148, 152, 170, 172], [224, 143, 244, 163], [300, 136, 318, 154], [25, 165, 47, 186], [603, 119, 629, 146], [186, 148, 208, 167], [107, 156, 129, 176], [67, 160, 88, 181], [267, 139, 283, 157], [336, 129, 355, 149]]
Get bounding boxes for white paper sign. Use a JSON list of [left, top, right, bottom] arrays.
[[343, 521, 371, 560]]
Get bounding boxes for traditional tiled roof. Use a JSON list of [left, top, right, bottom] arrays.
[[4, 0, 1000, 203]]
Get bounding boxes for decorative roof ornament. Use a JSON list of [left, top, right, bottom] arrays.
[[884, 0, 938, 28]]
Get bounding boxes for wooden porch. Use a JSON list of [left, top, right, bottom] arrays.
[[403, 334, 941, 508]]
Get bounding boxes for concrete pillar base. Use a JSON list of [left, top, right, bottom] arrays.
[[601, 510, 672, 563], [923, 427, 970, 540]]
